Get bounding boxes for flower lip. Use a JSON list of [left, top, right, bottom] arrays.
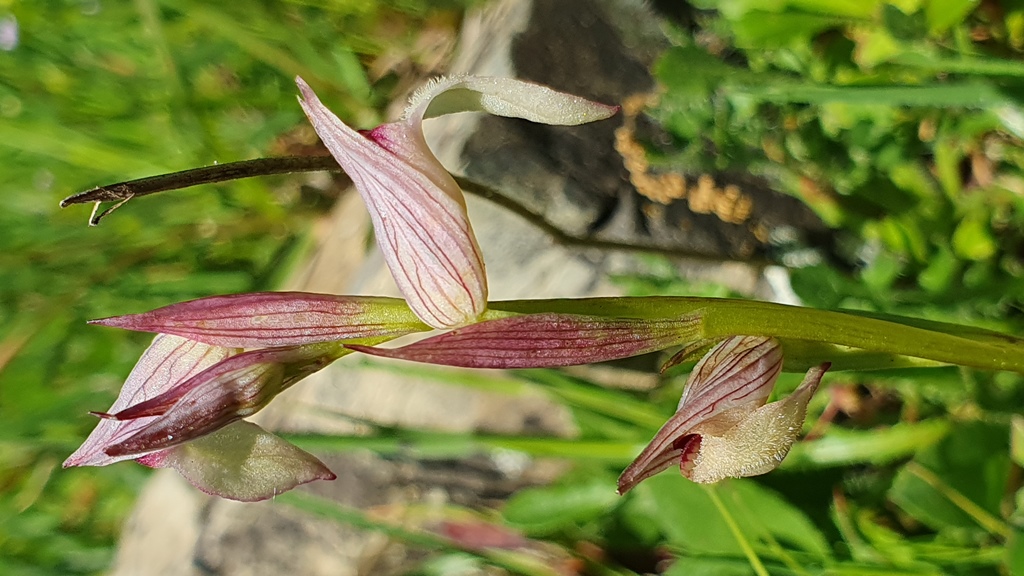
[[617, 336, 828, 494]]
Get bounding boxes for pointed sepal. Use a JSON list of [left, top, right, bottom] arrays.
[[89, 292, 428, 348], [297, 77, 487, 329], [346, 313, 701, 369], [102, 342, 345, 458]]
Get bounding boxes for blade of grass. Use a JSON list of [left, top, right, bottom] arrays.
[[904, 462, 1010, 538], [705, 484, 770, 576], [0, 123, 169, 176], [516, 369, 670, 430], [782, 420, 951, 469], [287, 429, 639, 463], [734, 82, 1010, 108]]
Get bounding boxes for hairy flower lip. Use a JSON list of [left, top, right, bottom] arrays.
[[616, 336, 828, 494]]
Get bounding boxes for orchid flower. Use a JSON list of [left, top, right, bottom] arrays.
[[617, 336, 829, 494], [64, 292, 428, 501], [296, 76, 618, 329]]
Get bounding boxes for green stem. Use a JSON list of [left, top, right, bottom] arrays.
[[491, 298, 1024, 374]]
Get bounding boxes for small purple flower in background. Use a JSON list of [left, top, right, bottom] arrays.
[[65, 292, 429, 501], [297, 76, 618, 329], [617, 336, 829, 494]]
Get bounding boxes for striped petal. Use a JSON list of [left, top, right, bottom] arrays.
[[89, 292, 427, 348], [346, 313, 701, 369], [63, 335, 235, 468], [298, 78, 486, 329]]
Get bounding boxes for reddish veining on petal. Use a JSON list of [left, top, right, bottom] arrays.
[[346, 313, 701, 369], [89, 292, 425, 347]]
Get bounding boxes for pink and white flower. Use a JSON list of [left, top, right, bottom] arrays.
[[296, 76, 618, 329], [65, 292, 428, 501], [617, 336, 829, 494]]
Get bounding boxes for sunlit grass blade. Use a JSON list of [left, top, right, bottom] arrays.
[[782, 420, 951, 469]]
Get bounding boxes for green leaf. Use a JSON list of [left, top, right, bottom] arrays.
[[638, 475, 743, 556], [725, 481, 832, 560], [925, 0, 980, 35], [889, 421, 1011, 535], [731, 12, 846, 48], [637, 475, 830, 560], [664, 556, 757, 576], [918, 246, 959, 293], [1009, 528, 1024, 576], [952, 214, 997, 261], [502, 476, 619, 536], [882, 4, 928, 41]]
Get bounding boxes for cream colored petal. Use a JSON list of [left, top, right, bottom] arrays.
[[687, 363, 829, 484], [405, 75, 619, 125]]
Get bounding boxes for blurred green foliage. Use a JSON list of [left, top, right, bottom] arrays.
[[0, 1, 470, 573], [650, 0, 1024, 326], [7, 0, 1024, 575]]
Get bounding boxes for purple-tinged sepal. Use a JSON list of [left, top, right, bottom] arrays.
[[617, 336, 829, 494], [102, 342, 345, 458], [89, 292, 427, 348], [65, 335, 344, 501], [346, 313, 701, 368], [64, 334, 236, 468]]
